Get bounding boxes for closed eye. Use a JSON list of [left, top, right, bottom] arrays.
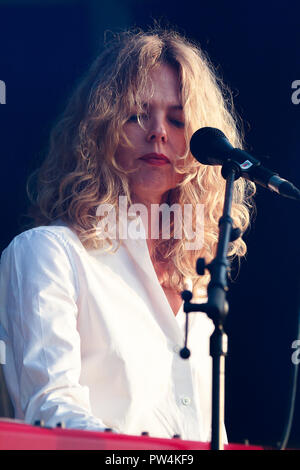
[[169, 118, 185, 128], [127, 114, 184, 128], [127, 114, 138, 122], [127, 113, 149, 123]]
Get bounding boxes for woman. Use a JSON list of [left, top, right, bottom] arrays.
[[0, 27, 255, 441]]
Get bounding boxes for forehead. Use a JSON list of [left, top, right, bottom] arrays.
[[139, 63, 182, 108]]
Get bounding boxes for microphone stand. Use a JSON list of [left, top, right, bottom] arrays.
[[180, 159, 242, 450]]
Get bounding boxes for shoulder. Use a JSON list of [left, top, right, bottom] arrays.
[[0, 223, 86, 278], [0, 223, 82, 297], [3, 222, 84, 256]]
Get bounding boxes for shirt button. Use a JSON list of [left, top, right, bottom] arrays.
[[181, 397, 191, 406], [173, 344, 180, 353]]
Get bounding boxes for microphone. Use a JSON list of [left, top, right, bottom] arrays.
[[190, 127, 300, 201]]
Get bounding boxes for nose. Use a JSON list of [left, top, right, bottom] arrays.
[[146, 117, 168, 143]]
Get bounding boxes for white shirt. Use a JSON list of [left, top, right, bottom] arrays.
[[0, 219, 215, 442]]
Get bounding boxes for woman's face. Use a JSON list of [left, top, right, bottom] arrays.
[[115, 63, 186, 204]]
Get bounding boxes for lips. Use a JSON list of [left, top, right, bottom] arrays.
[[139, 153, 170, 165]]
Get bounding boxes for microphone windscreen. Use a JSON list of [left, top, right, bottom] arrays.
[[190, 127, 232, 165]]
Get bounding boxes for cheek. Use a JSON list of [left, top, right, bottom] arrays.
[[115, 144, 129, 168], [177, 131, 187, 155], [168, 126, 186, 155], [115, 139, 135, 170], [115, 126, 142, 168]]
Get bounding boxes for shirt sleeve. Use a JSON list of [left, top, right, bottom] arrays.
[[0, 228, 111, 431]]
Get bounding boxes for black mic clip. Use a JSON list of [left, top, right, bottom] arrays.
[[179, 223, 241, 361], [220, 156, 244, 181]]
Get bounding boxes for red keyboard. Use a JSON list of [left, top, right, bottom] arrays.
[[0, 419, 263, 450]]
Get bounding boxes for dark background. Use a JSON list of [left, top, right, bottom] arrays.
[[0, 0, 299, 448]]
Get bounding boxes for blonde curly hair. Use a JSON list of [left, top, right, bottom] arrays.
[[26, 26, 255, 298]]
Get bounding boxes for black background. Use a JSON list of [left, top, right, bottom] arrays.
[[0, 0, 299, 448]]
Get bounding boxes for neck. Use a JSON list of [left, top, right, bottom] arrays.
[[131, 192, 170, 258]]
